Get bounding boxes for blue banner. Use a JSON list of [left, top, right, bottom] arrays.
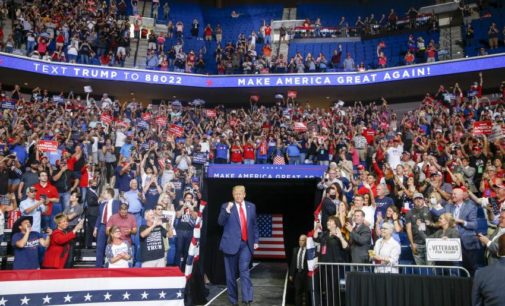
[[1, 100, 16, 110], [206, 164, 327, 179], [0, 53, 504, 88]]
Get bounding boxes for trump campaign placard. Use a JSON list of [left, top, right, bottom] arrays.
[[426, 238, 462, 262], [37, 140, 58, 153]]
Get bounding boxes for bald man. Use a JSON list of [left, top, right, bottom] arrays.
[[445, 188, 483, 275], [289, 234, 309, 306]]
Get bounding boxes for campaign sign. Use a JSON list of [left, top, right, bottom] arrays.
[[137, 120, 149, 130], [100, 113, 113, 124], [205, 109, 217, 118], [37, 140, 58, 152], [293, 122, 307, 132], [287, 90, 297, 98], [169, 124, 184, 137], [155, 116, 168, 126], [192, 152, 208, 164], [426, 238, 462, 262], [1, 100, 16, 110], [142, 113, 152, 121], [472, 121, 493, 135]]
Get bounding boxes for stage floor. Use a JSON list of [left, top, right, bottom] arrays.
[[205, 262, 288, 306]]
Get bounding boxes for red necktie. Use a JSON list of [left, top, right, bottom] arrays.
[[239, 203, 248, 241], [102, 202, 109, 224]]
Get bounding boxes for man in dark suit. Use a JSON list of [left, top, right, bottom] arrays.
[[478, 210, 505, 265], [346, 209, 372, 263], [289, 234, 308, 306], [445, 188, 483, 275], [218, 185, 259, 306], [472, 234, 505, 306], [93, 187, 120, 267]]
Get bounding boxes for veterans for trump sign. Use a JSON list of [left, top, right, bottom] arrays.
[[426, 238, 462, 262]]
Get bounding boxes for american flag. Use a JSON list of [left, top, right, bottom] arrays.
[[184, 200, 207, 279], [254, 214, 286, 259], [0, 268, 185, 306]]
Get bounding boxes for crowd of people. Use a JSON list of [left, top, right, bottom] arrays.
[[296, 7, 436, 39], [1, 0, 501, 75], [2, 0, 133, 66], [0, 70, 502, 277]]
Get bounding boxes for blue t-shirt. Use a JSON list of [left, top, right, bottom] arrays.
[[144, 187, 160, 211], [12, 231, 42, 270], [286, 143, 300, 157], [215, 143, 228, 160], [115, 167, 134, 192]]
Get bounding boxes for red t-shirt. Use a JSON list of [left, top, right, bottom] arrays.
[[230, 145, 243, 163], [363, 129, 377, 145], [80, 165, 89, 188], [33, 182, 60, 216], [243, 144, 255, 160], [67, 156, 77, 171]]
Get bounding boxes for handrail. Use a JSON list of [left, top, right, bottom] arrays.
[[316, 261, 471, 278]]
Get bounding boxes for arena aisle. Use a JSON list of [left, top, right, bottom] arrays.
[[206, 262, 288, 306]]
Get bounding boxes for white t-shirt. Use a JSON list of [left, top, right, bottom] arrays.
[[386, 145, 403, 170], [115, 130, 126, 148], [108, 242, 131, 268]]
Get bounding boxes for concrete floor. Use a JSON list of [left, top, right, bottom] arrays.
[[206, 262, 289, 306]]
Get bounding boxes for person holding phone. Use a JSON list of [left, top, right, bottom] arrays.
[[175, 192, 198, 270], [42, 213, 84, 269], [33, 171, 60, 230], [11, 216, 51, 270]]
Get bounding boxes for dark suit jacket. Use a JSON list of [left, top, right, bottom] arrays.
[[486, 227, 505, 265], [95, 200, 120, 228], [472, 257, 505, 306], [349, 223, 372, 263], [218, 201, 259, 255], [289, 246, 308, 278], [445, 200, 480, 250], [321, 197, 337, 230]]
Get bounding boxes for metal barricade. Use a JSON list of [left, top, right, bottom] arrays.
[[311, 262, 471, 306]]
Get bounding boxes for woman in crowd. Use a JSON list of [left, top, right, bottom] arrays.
[[430, 213, 459, 239], [42, 213, 84, 269], [313, 216, 349, 305], [105, 225, 133, 268], [370, 222, 401, 273], [375, 205, 403, 243]]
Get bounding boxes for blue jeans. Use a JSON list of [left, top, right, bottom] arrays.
[[60, 191, 70, 212], [243, 159, 255, 165], [299, 153, 307, 164], [288, 156, 300, 165], [79, 54, 90, 64], [175, 229, 193, 271], [27, 41, 36, 54]]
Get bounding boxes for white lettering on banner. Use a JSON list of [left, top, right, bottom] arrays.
[[29, 58, 434, 87], [426, 238, 462, 262], [237, 76, 331, 87], [33, 63, 68, 75], [145, 74, 183, 84], [210, 173, 319, 179]]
